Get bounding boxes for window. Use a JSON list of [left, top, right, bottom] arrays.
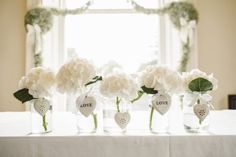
[[64, 0, 161, 74], [42, 0, 180, 111]]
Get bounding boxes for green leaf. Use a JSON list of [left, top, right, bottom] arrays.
[[13, 88, 34, 103], [188, 77, 213, 93], [85, 76, 103, 87], [141, 86, 158, 94]]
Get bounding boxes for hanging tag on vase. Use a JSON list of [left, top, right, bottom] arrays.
[[152, 92, 171, 115], [34, 98, 50, 116], [193, 104, 209, 123], [114, 112, 131, 129], [76, 95, 96, 117]]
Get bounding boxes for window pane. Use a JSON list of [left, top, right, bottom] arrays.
[[65, 13, 160, 73]]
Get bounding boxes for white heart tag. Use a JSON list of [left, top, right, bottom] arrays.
[[152, 92, 171, 115], [114, 112, 131, 129], [76, 95, 96, 117], [34, 98, 50, 116], [193, 104, 209, 124]]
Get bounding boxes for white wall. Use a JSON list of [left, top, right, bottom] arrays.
[[0, 0, 26, 111], [194, 0, 236, 109]]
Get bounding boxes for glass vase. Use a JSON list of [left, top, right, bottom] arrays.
[[183, 93, 211, 133], [103, 97, 131, 133], [149, 91, 171, 134], [30, 98, 52, 134], [75, 93, 99, 133]]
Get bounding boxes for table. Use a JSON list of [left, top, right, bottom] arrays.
[[0, 110, 236, 157]]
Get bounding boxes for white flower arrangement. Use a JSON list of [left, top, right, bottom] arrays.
[[99, 73, 137, 100], [56, 58, 96, 94], [18, 67, 55, 98], [182, 69, 218, 93], [139, 65, 183, 93], [182, 70, 218, 125]]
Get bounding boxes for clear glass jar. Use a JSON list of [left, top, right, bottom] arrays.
[[183, 93, 211, 133], [149, 91, 171, 134], [103, 98, 130, 133], [149, 107, 170, 134], [30, 98, 52, 134], [75, 93, 99, 133]]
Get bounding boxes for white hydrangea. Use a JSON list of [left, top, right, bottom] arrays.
[[56, 58, 96, 94], [139, 65, 183, 93], [182, 69, 218, 92], [18, 67, 55, 98], [99, 73, 137, 100]]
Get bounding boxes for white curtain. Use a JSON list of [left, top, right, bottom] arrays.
[[25, 0, 42, 73]]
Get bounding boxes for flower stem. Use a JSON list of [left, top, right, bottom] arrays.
[[92, 112, 97, 130], [116, 97, 121, 113], [197, 98, 200, 104], [199, 119, 202, 125], [149, 106, 154, 131], [197, 98, 202, 125], [42, 115, 47, 132], [131, 91, 144, 103]]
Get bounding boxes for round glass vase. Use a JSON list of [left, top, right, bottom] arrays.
[[103, 98, 131, 133], [183, 93, 211, 133], [75, 94, 99, 133], [30, 98, 52, 134], [149, 92, 171, 134]]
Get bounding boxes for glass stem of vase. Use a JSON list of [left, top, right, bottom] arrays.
[[42, 114, 47, 132], [149, 106, 154, 130]]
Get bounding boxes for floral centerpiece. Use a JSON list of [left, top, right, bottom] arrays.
[[56, 58, 102, 132], [182, 69, 218, 132], [132, 65, 182, 132], [13, 67, 55, 133], [99, 72, 137, 132]]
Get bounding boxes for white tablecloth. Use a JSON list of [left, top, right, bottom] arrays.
[[0, 110, 236, 157]]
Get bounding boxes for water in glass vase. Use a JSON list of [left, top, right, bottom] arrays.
[[183, 93, 211, 133], [75, 94, 99, 133], [149, 92, 171, 134], [76, 111, 98, 133], [103, 99, 130, 133], [149, 106, 169, 134], [30, 99, 52, 134]]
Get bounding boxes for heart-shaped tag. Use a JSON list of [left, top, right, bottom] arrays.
[[152, 92, 171, 115], [114, 112, 131, 129], [34, 98, 50, 116], [76, 95, 96, 117], [193, 104, 209, 124]]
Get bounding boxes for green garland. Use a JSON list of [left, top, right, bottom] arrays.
[[34, 53, 43, 67], [160, 1, 198, 30], [25, 7, 53, 34], [24, 1, 92, 34], [179, 37, 191, 72], [130, 0, 198, 72], [130, 1, 198, 30]]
